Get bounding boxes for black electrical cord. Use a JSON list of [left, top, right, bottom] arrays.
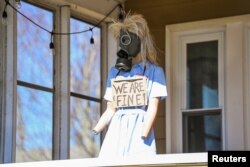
[[4, 0, 123, 36]]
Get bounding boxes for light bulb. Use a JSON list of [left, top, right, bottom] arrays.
[[49, 42, 55, 56], [90, 37, 94, 44], [89, 28, 94, 44], [2, 11, 7, 25], [50, 48, 55, 56]]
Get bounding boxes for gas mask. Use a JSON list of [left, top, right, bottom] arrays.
[[115, 30, 141, 71]]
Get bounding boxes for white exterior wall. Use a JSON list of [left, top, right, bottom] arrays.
[[165, 14, 250, 152]]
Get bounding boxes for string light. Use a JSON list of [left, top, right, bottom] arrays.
[[89, 28, 94, 44], [49, 32, 56, 56], [1, 10, 7, 25], [49, 32, 54, 49], [1, 0, 123, 49], [1, 0, 9, 25]]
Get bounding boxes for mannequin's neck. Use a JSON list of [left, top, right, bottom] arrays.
[[132, 54, 142, 65]]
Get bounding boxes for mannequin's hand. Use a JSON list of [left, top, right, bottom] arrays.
[[142, 97, 160, 138], [93, 101, 115, 133]]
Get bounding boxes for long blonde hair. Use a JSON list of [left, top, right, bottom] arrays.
[[109, 13, 158, 65]]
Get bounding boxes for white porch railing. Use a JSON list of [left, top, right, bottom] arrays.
[[0, 153, 207, 167]]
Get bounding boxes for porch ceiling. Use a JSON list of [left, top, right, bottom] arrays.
[[64, 0, 125, 15]]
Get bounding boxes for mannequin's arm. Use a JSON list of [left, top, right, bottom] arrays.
[[93, 101, 115, 134], [141, 97, 160, 138]]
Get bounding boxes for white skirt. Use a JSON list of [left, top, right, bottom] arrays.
[[98, 109, 156, 158]]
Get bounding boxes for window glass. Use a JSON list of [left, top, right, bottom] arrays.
[[70, 18, 101, 158], [16, 86, 52, 162], [70, 97, 100, 158], [183, 110, 222, 152], [184, 40, 221, 152], [16, 1, 53, 162], [186, 41, 218, 109], [17, 1, 53, 88], [70, 18, 101, 98]]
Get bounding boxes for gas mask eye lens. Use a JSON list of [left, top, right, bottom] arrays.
[[120, 34, 131, 45]]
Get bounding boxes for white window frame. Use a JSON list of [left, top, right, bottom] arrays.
[[180, 32, 225, 152], [165, 14, 250, 153], [179, 32, 225, 111]]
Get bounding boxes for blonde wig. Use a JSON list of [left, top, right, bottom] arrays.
[[109, 13, 158, 65]]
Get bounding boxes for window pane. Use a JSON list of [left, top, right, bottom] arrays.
[[70, 97, 100, 158], [16, 86, 52, 162], [17, 1, 53, 88], [70, 18, 101, 98], [187, 41, 218, 109], [183, 110, 222, 152]]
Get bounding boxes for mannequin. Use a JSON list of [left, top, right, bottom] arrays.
[[93, 13, 167, 157]]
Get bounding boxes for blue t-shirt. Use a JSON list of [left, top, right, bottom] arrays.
[[104, 61, 168, 102]]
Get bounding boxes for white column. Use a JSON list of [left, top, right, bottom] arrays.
[[53, 5, 70, 160], [224, 22, 245, 150], [1, 0, 17, 163], [165, 27, 172, 153]]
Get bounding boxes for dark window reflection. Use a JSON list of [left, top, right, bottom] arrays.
[[183, 110, 222, 152], [187, 41, 218, 109], [184, 40, 222, 152]]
